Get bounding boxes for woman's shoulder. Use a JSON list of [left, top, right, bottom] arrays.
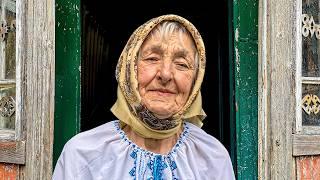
[[53, 120, 122, 179], [181, 122, 235, 178], [60, 120, 121, 163], [66, 120, 118, 148], [184, 122, 230, 160]]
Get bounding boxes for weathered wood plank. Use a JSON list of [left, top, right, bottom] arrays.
[[0, 141, 25, 164], [0, 130, 15, 140], [301, 126, 320, 135], [17, 0, 55, 178], [293, 135, 320, 156], [258, 0, 296, 179], [258, 0, 270, 178]]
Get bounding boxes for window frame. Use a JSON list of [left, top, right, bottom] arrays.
[[293, 0, 320, 156], [0, 1, 55, 179], [0, 0, 25, 165]]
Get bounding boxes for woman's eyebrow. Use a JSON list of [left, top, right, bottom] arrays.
[[173, 49, 193, 62], [173, 50, 188, 57], [143, 45, 164, 55]]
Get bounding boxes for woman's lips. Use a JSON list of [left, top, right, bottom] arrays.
[[149, 89, 175, 96]]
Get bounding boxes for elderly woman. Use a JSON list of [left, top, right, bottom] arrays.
[[53, 14, 235, 180]]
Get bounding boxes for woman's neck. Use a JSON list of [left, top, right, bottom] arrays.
[[123, 125, 182, 155]]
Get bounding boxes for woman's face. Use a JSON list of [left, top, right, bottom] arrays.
[[137, 30, 196, 119]]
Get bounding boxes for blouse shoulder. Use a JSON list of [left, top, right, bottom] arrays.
[[66, 120, 117, 148], [186, 122, 229, 155], [53, 120, 119, 180], [183, 122, 235, 179]]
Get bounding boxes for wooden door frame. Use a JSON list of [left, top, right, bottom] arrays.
[[258, 0, 296, 178], [233, 0, 259, 178]]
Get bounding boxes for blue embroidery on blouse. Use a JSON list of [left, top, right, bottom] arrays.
[[114, 120, 189, 180], [129, 149, 138, 178], [169, 159, 177, 170]]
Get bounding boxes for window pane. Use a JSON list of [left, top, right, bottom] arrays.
[[302, 0, 320, 77], [302, 84, 320, 126], [0, 1, 16, 79], [0, 86, 15, 130]]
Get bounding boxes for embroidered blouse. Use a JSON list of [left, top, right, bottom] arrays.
[[52, 120, 235, 180]]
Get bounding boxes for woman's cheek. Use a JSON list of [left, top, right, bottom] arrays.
[[176, 73, 194, 94]]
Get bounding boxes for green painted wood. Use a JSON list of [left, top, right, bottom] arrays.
[[53, 0, 81, 167], [233, 0, 258, 179], [228, 0, 237, 170]]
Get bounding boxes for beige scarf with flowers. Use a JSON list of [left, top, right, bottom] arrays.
[[111, 14, 206, 139]]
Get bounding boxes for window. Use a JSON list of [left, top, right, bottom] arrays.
[[0, 0, 54, 177], [0, 0, 16, 136], [0, 0, 25, 165], [298, 0, 320, 133], [293, 0, 320, 156]]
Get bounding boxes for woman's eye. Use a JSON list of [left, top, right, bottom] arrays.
[[177, 63, 189, 68], [145, 57, 159, 61], [175, 62, 191, 70]]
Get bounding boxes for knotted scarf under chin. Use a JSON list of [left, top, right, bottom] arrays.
[[111, 87, 183, 139], [111, 86, 206, 139]]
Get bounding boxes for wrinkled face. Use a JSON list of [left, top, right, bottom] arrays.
[[137, 30, 196, 119]]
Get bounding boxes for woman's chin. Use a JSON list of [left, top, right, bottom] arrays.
[[142, 100, 179, 119], [153, 113, 172, 119]]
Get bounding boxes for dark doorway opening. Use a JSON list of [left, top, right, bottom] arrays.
[[80, 0, 233, 156]]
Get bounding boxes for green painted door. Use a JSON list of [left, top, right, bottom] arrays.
[[53, 0, 81, 166], [233, 0, 259, 179]]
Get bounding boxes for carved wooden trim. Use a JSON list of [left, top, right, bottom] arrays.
[[302, 14, 320, 39], [301, 94, 320, 115]]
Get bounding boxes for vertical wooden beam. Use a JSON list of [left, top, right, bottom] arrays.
[[17, 0, 55, 178], [258, 0, 296, 179]]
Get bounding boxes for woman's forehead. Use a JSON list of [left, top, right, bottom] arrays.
[[141, 30, 196, 54]]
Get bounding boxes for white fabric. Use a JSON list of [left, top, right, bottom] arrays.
[[52, 120, 235, 180]]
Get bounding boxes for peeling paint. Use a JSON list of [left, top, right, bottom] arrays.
[[235, 28, 239, 42]]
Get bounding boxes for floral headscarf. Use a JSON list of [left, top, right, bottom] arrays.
[[111, 14, 206, 139]]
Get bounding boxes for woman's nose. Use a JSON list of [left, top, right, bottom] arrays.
[[157, 62, 173, 84]]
